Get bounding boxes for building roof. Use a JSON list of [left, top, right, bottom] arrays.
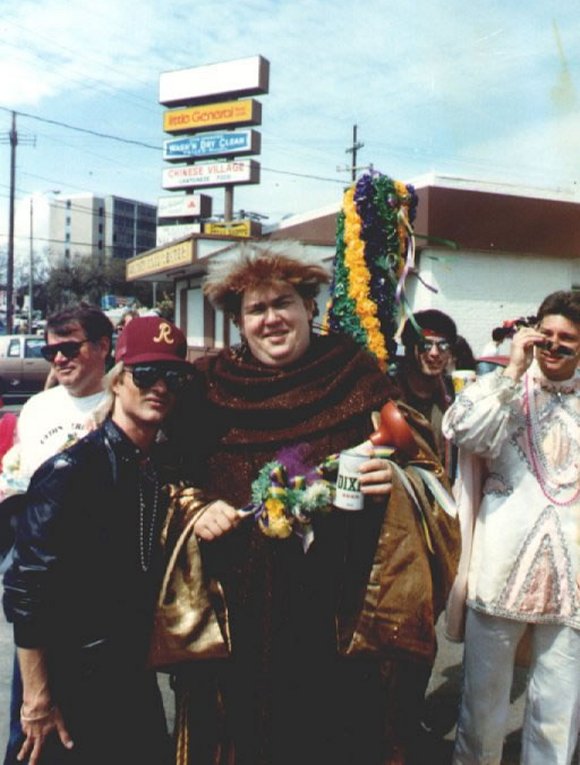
[[410, 175, 580, 259], [127, 174, 580, 283], [265, 174, 580, 259], [265, 201, 340, 245]]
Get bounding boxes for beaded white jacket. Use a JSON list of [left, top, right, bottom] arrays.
[[442, 362, 580, 629]]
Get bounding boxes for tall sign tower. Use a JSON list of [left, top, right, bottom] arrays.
[[158, 55, 269, 244]]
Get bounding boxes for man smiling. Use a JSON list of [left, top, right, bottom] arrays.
[[3, 316, 192, 765], [392, 309, 458, 476], [17, 305, 113, 478], [240, 284, 313, 366], [443, 290, 580, 764], [1, 304, 113, 765]]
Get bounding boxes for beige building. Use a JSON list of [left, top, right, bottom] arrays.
[[48, 193, 157, 265]]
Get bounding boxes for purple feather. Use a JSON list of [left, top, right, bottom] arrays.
[[275, 444, 318, 482]]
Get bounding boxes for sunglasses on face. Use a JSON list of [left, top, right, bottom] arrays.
[[40, 339, 90, 362], [126, 365, 191, 393], [418, 339, 451, 354]]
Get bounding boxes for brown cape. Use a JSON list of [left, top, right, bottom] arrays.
[[176, 334, 460, 765]]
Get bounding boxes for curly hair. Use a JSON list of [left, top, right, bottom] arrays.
[[203, 241, 331, 320]]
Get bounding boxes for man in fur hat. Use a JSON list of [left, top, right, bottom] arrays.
[[171, 243, 460, 765]]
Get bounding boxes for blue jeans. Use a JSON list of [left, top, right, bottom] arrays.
[[3, 654, 23, 765]]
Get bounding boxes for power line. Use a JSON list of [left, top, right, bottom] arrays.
[[0, 105, 160, 150], [1, 233, 118, 250], [0, 187, 157, 234], [0, 107, 348, 187], [260, 166, 344, 184], [0, 18, 159, 114]]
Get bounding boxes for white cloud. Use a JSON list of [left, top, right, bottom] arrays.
[[0, 0, 579, 239]]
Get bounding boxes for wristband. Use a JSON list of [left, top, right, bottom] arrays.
[[20, 705, 55, 722]]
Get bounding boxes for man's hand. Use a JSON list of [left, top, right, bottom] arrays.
[[359, 456, 393, 499], [18, 704, 73, 765], [503, 326, 545, 382], [193, 500, 242, 541], [17, 647, 73, 765]]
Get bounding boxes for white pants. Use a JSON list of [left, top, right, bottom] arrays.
[[453, 608, 580, 765]]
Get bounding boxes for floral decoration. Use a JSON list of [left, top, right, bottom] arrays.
[[243, 444, 339, 551]]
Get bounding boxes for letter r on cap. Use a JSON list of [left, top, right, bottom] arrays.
[[153, 322, 174, 345]]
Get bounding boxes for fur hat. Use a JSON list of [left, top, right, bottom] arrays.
[[203, 241, 331, 318]]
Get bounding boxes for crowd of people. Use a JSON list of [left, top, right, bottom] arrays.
[[0, 241, 578, 765]]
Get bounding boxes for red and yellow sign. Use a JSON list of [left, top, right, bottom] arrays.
[[163, 99, 262, 134]]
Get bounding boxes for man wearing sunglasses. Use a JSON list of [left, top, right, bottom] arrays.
[[3, 316, 192, 765], [392, 309, 458, 475], [389, 309, 460, 753], [1, 303, 114, 765], [3, 303, 114, 489]]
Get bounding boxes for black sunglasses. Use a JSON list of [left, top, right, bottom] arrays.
[[418, 339, 451, 354], [40, 339, 90, 362], [126, 365, 191, 393]]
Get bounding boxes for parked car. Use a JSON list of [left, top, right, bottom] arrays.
[[0, 335, 51, 400], [475, 354, 510, 376]]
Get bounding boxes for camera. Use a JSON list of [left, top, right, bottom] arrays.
[[491, 316, 574, 357], [491, 316, 537, 343]]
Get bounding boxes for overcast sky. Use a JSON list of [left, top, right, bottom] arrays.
[[1, 0, 579, 253]]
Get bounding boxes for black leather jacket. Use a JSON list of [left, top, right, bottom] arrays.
[[3, 418, 169, 669]]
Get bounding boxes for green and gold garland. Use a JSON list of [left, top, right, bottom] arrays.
[[323, 172, 418, 371]]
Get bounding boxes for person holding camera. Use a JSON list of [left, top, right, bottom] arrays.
[[443, 290, 580, 764]]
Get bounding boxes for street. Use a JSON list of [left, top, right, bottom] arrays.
[[0, 607, 527, 764], [0, 406, 527, 764]]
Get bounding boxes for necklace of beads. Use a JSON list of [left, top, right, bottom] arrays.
[[523, 372, 580, 507], [138, 466, 159, 573]]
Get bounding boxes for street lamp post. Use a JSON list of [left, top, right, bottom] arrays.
[[28, 197, 33, 332], [29, 190, 60, 331]]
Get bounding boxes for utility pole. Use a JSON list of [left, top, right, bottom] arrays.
[[345, 124, 364, 181], [337, 124, 367, 182], [1, 111, 35, 333]]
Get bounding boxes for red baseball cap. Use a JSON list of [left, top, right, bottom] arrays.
[[115, 316, 190, 366]]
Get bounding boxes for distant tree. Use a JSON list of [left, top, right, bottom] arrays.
[[43, 256, 174, 315], [44, 263, 83, 311]]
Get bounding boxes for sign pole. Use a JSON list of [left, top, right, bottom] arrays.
[[224, 187, 234, 222]]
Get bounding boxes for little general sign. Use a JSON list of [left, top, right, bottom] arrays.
[[162, 160, 260, 190]]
